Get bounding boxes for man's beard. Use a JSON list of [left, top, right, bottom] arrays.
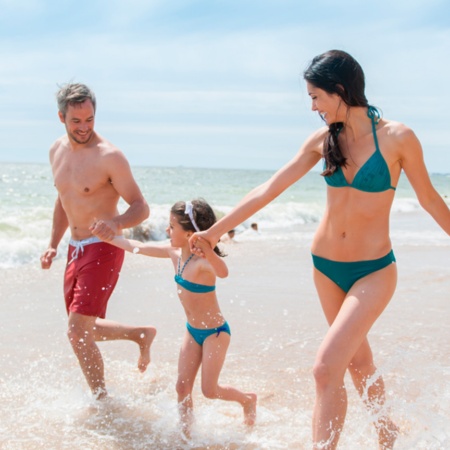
[[70, 130, 93, 144]]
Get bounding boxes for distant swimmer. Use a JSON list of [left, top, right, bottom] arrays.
[[220, 229, 236, 243], [41, 82, 156, 399]]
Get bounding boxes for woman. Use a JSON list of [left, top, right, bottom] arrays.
[[190, 50, 450, 449]]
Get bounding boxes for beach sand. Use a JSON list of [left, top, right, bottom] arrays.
[[1, 213, 449, 449]]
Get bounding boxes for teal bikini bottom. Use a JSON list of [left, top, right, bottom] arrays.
[[186, 321, 231, 346], [312, 250, 396, 293]]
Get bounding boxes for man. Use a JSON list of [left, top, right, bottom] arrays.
[[41, 83, 156, 399]]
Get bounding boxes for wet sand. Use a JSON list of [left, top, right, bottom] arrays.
[[1, 215, 449, 449]]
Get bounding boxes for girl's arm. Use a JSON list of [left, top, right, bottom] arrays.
[[195, 237, 228, 278], [400, 127, 450, 235], [190, 132, 323, 252], [98, 234, 171, 258]]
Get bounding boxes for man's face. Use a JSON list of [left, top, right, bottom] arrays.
[[59, 100, 95, 145]]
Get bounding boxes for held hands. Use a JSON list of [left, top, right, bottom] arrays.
[[189, 232, 215, 258], [89, 218, 118, 242]]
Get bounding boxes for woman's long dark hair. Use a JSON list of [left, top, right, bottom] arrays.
[[303, 50, 369, 176], [171, 199, 225, 257]]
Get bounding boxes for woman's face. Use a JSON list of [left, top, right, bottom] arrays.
[[306, 82, 345, 124]]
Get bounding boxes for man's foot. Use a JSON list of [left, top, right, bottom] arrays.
[[243, 393, 257, 426], [137, 326, 157, 372], [93, 387, 108, 400]]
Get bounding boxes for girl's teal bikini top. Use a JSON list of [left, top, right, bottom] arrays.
[[324, 106, 396, 193], [174, 254, 216, 293]]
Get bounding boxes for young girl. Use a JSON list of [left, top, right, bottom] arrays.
[[92, 199, 257, 432]]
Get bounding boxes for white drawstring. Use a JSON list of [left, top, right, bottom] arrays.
[[68, 236, 102, 264]]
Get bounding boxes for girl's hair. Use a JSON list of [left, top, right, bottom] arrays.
[[171, 199, 225, 257], [303, 49, 369, 176]]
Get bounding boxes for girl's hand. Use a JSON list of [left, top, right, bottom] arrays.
[[190, 231, 212, 257], [192, 236, 229, 278], [193, 236, 213, 257]]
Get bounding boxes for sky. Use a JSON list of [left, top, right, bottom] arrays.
[[0, 0, 449, 173]]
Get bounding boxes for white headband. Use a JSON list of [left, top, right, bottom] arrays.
[[185, 201, 200, 232]]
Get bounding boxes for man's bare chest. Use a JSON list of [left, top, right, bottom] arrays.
[[53, 158, 111, 196]]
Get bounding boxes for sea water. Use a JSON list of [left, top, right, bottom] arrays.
[[0, 162, 449, 449], [1, 162, 449, 269]]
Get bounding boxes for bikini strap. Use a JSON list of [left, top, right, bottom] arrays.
[[367, 105, 381, 152], [367, 105, 381, 124], [177, 254, 194, 276]]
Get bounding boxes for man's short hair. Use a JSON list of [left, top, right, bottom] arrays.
[[56, 83, 96, 117]]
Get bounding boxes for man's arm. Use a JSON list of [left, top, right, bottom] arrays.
[[92, 151, 150, 241], [41, 196, 69, 269]]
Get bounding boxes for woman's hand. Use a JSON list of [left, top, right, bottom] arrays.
[[190, 231, 216, 257]]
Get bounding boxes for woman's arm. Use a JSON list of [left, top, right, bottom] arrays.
[[190, 133, 323, 251], [400, 126, 450, 235]]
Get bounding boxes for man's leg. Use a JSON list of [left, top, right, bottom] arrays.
[[67, 312, 107, 398], [92, 318, 157, 372]]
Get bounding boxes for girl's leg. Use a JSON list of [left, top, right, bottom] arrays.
[[201, 332, 257, 425], [176, 330, 202, 435], [312, 263, 397, 449]]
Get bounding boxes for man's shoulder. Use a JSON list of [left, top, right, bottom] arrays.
[[49, 135, 69, 160], [95, 134, 123, 156], [51, 134, 68, 148]]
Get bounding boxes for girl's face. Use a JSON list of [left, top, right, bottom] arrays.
[[306, 82, 345, 124], [166, 214, 191, 248]]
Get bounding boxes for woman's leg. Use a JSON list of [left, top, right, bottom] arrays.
[[348, 339, 398, 449], [312, 263, 397, 449], [201, 332, 257, 425]]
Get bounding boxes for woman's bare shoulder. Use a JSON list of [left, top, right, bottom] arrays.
[[381, 119, 417, 142]]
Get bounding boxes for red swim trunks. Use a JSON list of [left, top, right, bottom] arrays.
[[64, 237, 125, 318]]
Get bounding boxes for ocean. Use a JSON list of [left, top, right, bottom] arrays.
[[1, 162, 449, 449], [1, 162, 449, 269]]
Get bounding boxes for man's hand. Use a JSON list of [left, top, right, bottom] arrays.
[[41, 248, 57, 269], [89, 219, 119, 242]]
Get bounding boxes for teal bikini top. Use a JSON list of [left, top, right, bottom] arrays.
[[324, 106, 396, 192], [174, 254, 216, 293]]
